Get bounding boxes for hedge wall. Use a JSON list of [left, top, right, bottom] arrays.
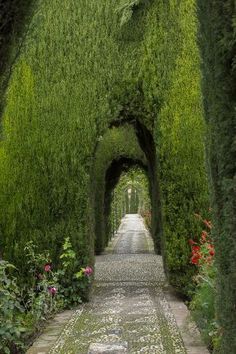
[[0, 0, 34, 121], [0, 0, 208, 296], [139, 0, 209, 292], [92, 125, 146, 252], [198, 1, 236, 352]]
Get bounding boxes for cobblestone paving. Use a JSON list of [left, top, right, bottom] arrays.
[[29, 214, 209, 354], [49, 215, 186, 354]]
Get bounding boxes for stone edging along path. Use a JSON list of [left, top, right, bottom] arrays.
[[27, 215, 209, 354], [27, 309, 76, 354]]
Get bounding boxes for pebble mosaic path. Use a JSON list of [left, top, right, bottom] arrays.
[[28, 214, 209, 354]]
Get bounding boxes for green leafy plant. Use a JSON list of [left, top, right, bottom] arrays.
[[0, 261, 26, 354], [57, 237, 93, 307], [21, 242, 62, 336], [0, 239, 87, 353]]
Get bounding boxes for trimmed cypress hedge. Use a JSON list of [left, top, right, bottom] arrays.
[[198, 1, 236, 352], [0, 0, 34, 122], [139, 0, 209, 292], [0, 0, 208, 297]]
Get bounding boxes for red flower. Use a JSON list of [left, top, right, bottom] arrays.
[[207, 244, 215, 256], [192, 245, 201, 252], [44, 264, 51, 272], [191, 254, 201, 265], [209, 250, 215, 256]]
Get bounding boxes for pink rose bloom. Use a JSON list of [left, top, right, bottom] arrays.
[[44, 263, 51, 272], [48, 286, 57, 296], [83, 266, 93, 277]]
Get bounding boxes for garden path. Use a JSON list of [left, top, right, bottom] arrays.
[[28, 214, 209, 354]]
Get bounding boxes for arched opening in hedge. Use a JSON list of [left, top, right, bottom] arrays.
[[104, 157, 149, 246], [109, 118, 163, 254], [92, 117, 162, 256]]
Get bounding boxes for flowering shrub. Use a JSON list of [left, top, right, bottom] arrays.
[[22, 242, 62, 334], [189, 213, 221, 352], [0, 261, 26, 354], [57, 237, 93, 306], [0, 237, 94, 352], [189, 219, 215, 267]]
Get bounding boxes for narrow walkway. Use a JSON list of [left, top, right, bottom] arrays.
[[28, 214, 209, 354]]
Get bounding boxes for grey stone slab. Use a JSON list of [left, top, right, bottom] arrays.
[[87, 342, 128, 354], [164, 287, 210, 354]]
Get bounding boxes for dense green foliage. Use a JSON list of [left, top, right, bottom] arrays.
[[93, 125, 146, 252], [198, 1, 236, 352], [0, 0, 34, 123], [140, 0, 209, 292], [190, 267, 218, 351], [0, 0, 208, 297], [1, 1, 236, 352], [0, 239, 92, 353], [188, 213, 219, 351], [4, 0, 236, 351]]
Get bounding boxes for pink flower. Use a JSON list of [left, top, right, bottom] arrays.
[[48, 286, 57, 296], [44, 263, 51, 272], [83, 266, 93, 277]]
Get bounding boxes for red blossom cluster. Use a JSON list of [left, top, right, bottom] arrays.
[[189, 215, 215, 266]]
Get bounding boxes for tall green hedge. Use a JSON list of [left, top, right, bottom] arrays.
[[198, 1, 236, 352], [93, 125, 146, 252], [0, 0, 34, 122], [139, 0, 209, 292], [0, 0, 208, 296]]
